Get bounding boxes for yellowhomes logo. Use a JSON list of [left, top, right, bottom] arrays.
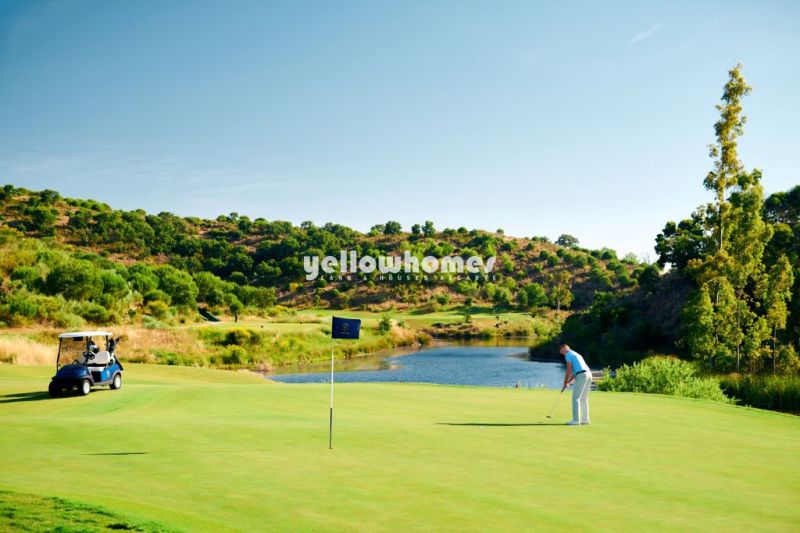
[[304, 250, 496, 281]]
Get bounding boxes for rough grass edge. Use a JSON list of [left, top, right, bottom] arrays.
[[0, 488, 176, 532]]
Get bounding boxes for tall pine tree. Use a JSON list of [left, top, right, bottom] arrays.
[[681, 65, 781, 372]]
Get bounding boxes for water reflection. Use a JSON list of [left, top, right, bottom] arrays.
[[271, 342, 565, 389]]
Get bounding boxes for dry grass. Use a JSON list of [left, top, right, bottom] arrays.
[[0, 319, 430, 369], [0, 336, 53, 365], [112, 326, 211, 364], [0, 327, 211, 366], [388, 323, 423, 346]]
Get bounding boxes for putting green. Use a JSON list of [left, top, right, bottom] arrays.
[[0, 365, 797, 531]]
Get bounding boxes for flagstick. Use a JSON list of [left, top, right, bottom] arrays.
[[329, 338, 335, 450]]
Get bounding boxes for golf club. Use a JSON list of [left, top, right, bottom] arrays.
[[545, 387, 566, 419]]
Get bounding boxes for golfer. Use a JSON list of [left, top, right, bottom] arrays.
[[559, 344, 591, 425]]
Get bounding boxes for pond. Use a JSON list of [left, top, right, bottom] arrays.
[[270, 341, 565, 388]]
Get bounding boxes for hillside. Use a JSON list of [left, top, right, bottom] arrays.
[[0, 184, 646, 329]]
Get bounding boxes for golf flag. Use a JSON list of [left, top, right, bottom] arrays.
[[331, 316, 361, 339], [328, 316, 361, 450]]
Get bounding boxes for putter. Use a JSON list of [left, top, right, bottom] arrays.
[[545, 387, 566, 419]]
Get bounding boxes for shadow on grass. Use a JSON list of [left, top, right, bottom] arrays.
[[0, 391, 54, 404], [82, 450, 266, 456], [83, 452, 149, 456], [0, 387, 116, 404], [437, 422, 565, 427]]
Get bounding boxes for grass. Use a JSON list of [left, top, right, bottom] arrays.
[[0, 335, 52, 365], [0, 365, 798, 531], [0, 309, 548, 370], [720, 373, 800, 412], [0, 490, 172, 532]]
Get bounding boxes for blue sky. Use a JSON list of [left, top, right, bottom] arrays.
[[1, 1, 798, 258]]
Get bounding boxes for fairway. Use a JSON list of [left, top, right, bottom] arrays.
[[1, 365, 798, 532]]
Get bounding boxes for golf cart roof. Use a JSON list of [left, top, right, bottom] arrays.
[[58, 331, 113, 339]]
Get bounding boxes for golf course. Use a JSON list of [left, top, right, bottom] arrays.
[[1, 364, 798, 532]]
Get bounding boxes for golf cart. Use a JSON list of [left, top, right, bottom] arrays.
[[48, 331, 124, 397]]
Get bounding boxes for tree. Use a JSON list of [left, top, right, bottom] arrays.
[[709, 167, 772, 371], [673, 65, 783, 372], [764, 185, 800, 225], [556, 234, 579, 248], [254, 261, 282, 286], [516, 288, 528, 308], [128, 264, 159, 294], [383, 221, 402, 235], [765, 256, 794, 371], [492, 286, 513, 307], [250, 287, 277, 309], [657, 212, 714, 271], [703, 63, 751, 253], [45, 260, 102, 301], [411, 224, 421, 236], [600, 248, 617, 261], [100, 271, 129, 299], [456, 280, 479, 301], [156, 265, 198, 308], [548, 271, 573, 312], [637, 264, 661, 294], [0, 184, 16, 202], [39, 189, 61, 205], [24, 206, 57, 235], [194, 272, 228, 307], [711, 278, 744, 371], [681, 284, 716, 366], [225, 294, 244, 323], [518, 283, 547, 309], [229, 271, 248, 285], [422, 221, 436, 237]]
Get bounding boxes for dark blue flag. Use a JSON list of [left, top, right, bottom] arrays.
[[331, 317, 361, 339]]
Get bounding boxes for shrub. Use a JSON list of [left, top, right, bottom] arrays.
[[570, 254, 589, 268], [48, 310, 86, 329], [77, 302, 114, 324], [220, 345, 248, 365], [378, 315, 392, 334], [223, 328, 262, 347], [7, 292, 40, 320], [45, 260, 102, 300], [10, 266, 41, 290], [145, 300, 170, 319], [24, 205, 57, 234], [154, 350, 186, 366], [143, 289, 171, 304], [599, 356, 729, 402], [142, 315, 168, 329], [776, 345, 800, 374], [719, 374, 800, 411], [100, 270, 129, 297]]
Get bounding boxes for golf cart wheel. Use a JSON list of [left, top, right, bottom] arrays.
[[110, 373, 122, 390], [79, 379, 91, 396], [48, 382, 60, 397]]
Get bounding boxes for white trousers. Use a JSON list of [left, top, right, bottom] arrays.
[[572, 372, 592, 423]]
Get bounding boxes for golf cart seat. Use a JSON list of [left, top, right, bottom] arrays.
[[90, 351, 112, 365]]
